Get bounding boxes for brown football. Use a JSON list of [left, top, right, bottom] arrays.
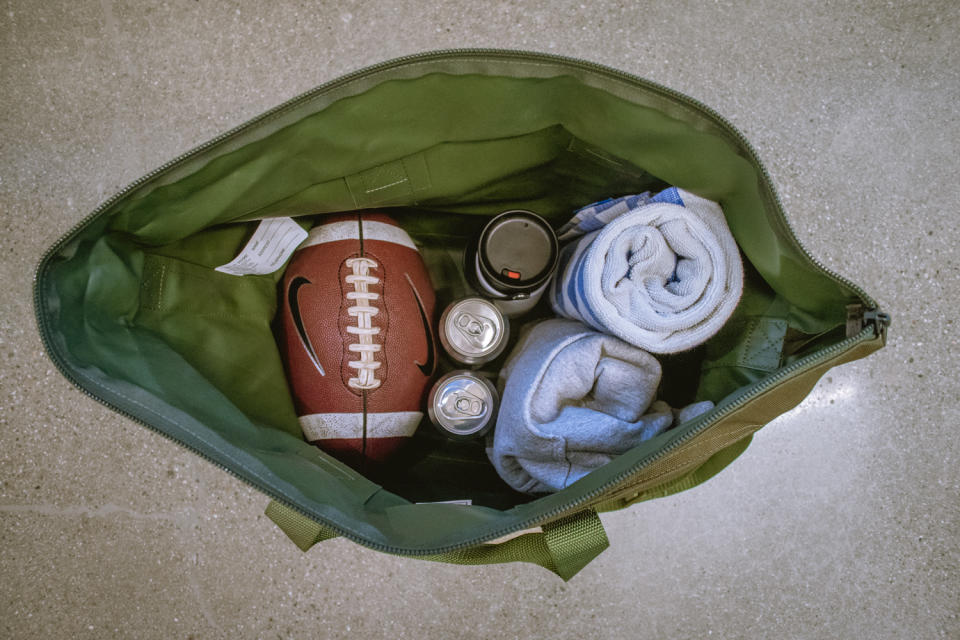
[[278, 211, 437, 471]]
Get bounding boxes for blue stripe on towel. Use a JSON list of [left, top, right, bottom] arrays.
[[564, 244, 585, 317], [652, 187, 683, 206], [551, 242, 577, 311], [567, 238, 602, 327]]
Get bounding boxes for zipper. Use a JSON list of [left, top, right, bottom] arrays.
[[32, 49, 881, 309], [847, 303, 893, 341], [33, 300, 886, 557], [511, 319, 886, 532], [33, 49, 888, 556]]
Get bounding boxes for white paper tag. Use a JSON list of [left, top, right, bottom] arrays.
[[215, 217, 308, 276], [416, 499, 473, 506]]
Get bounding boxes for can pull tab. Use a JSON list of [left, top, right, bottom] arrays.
[[439, 388, 487, 420], [453, 311, 496, 350]]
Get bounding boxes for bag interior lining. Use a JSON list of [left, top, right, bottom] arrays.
[[38, 66, 864, 549]]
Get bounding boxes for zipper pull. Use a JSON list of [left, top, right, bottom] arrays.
[[864, 308, 892, 341], [846, 304, 891, 340]]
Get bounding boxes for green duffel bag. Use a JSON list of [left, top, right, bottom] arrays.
[[33, 50, 890, 581]]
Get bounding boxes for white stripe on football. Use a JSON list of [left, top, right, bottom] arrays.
[[298, 411, 423, 440], [300, 219, 417, 250]]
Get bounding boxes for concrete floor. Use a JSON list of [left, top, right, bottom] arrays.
[[2, 1, 958, 638]]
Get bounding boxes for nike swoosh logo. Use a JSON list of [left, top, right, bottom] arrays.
[[405, 273, 435, 376], [288, 276, 325, 376]]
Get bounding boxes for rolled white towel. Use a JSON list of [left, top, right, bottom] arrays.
[[548, 187, 743, 353]]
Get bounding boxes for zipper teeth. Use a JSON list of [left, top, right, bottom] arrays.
[[33, 48, 880, 556], [34, 48, 878, 308], [543, 54, 875, 307], [33, 53, 437, 269], [35, 314, 879, 557], [521, 326, 875, 522], [40, 372, 309, 522]]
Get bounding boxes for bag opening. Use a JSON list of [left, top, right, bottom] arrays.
[[37, 56, 866, 549]]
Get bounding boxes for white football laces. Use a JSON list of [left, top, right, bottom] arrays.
[[344, 257, 383, 390]]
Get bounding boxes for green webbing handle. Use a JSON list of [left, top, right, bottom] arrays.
[[264, 500, 609, 581]]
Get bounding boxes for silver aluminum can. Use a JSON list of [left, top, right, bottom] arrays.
[[427, 371, 499, 440], [438, 297, 509, 366]]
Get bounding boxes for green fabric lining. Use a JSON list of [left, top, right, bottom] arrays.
[[102, 72, 855, 326], [35, 56, 873, 553]]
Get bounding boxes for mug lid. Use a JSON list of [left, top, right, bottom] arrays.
[[478, 210, 558, 292]]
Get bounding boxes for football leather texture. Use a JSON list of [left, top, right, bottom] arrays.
[[278, 211, 437, 470]]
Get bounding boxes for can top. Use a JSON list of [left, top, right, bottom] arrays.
[[441, 297, 507, 360], [429, 372, 498, 437], [478, 210, 558, 293]]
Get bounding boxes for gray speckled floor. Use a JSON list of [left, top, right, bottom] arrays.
[[2, 2, 958, 639]]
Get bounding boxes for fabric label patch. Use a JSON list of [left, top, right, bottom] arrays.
[[215, 217, 308, 276]]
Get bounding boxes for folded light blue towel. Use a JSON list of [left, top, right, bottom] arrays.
[[487, 319, 714, 494], [549, 187, 743, 354]]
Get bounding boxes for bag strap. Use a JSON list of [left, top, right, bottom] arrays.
[[264, 500, 608, 581]]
